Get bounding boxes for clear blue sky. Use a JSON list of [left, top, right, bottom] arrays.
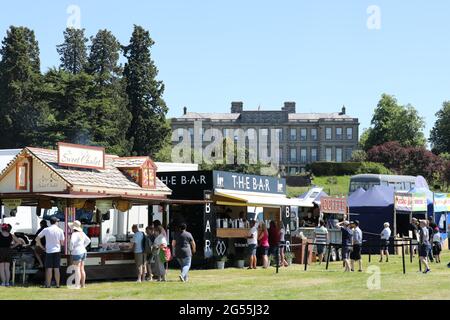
[[1, 0, 450, 140]]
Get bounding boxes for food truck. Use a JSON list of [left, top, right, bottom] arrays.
[[297, 195, 349, 261], [0, 143, 172, 282], [158, 170, 307, 268]]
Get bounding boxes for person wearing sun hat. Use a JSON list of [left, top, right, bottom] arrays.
[[69, 220, 91, 289]]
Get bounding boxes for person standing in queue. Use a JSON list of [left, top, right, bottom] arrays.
[[268, 221, 280, 267], [69, 221, 91, 289], [279, 223, 289, 267], [131, 225, 146, 283], [432, 228, 442, 263], [336, 220, 353, 272], [152, 225, 168, 281], [350, 220, 363, 272], [257, 222, 270, 268], [0, 224, 22, 286], [144, 226, 154, 281], [313, 220, 328, 265], [418, 220, 431, 273], [31, 220, 48, 268], [247, 220, 258, 269], [172, 223, 196, 282], [36, 216, 65, 288], [379, 222, 391, 263], [409, 218, 420, 257]]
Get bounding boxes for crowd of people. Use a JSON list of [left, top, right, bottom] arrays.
[[0, 212, 445, 287], [132, 220, 196, 283], [246, 220, 289, 270]]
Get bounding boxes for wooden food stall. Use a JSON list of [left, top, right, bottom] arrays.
[[158, 170, 306, 268], [0, 143, 172, 281]]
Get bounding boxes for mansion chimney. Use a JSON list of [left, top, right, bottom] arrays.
[[282, 101, 296, 113], [231, 101, 243, 113]]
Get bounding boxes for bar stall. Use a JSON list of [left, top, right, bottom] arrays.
[[158, 170, 308, 268]]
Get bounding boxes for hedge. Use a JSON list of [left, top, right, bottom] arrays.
[[308, 162, 391, 176]]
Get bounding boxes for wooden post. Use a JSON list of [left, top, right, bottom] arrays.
[[11, 260, 15, 286], [64, 207, 68, 255], [432, 193, 435, 223], [304, 239, 309, 271], [393, 193, 397, 240], [325, 243, 331, 270], [409, 238, 413, 263], [401, 240, 406, 274]]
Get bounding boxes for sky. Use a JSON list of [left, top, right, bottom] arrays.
[[1, 0, 450, 140]]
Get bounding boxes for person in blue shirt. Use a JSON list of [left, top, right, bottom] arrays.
[[336, 220, 353, 272], [132, 225, 146, 283]]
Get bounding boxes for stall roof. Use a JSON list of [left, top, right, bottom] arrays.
[[214, 189, 313, 208], [0, 147, 171, 199], [348, 185, 395, 207]]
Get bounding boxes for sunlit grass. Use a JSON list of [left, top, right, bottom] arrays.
[[0, 251, 448, 300]]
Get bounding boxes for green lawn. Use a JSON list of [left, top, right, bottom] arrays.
[[1, 252, 449, 300], [287, 175, 351, 198]]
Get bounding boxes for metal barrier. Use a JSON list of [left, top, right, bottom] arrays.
[[274, 237, 424, 275]]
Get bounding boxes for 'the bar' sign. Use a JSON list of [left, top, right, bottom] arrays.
[[58, 142, 105, 170]]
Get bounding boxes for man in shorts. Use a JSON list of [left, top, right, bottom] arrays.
[[313, 220, 328, 265], [337, 220, 353, 272], [350, 220, 363, 272], [36, 216, 65, 288], [247, 220, 258, 269], [132, 225, 146, 282]]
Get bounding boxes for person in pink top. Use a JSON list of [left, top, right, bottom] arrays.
[[258, 222, 270, 268]]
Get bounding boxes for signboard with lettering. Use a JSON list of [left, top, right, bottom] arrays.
[[213, 171, 286, 195], [157, 171, 212, 200], [320, 197, 348, 214], [281, 206, 292, 253], [58, 143, 105, 170], [395, 192, 427, 212], [203, 190, 216, 259], [434, 193, 450, 213]]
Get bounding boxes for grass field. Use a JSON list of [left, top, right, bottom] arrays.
[[287, 175, 351, 198], [0, 252, 448, 300]]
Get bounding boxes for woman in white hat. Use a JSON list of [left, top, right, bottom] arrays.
[[69, 220, 91, 289]]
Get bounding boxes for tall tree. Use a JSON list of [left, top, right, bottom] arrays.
[[40, 69, 95, 145], [57, 28, 88, 74], [123, 25, 170, 156], [0, 26, 43, 147], [430, 101, 450, 154], [86, 29, 121, 82], [362, 94, 426, 151], [86, 29, 131, 155]]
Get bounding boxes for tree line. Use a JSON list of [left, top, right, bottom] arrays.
[[356, 94, 450, 190], [0, 25, 170, 157]]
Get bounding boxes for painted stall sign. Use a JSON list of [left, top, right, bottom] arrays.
[[395, 193, 427, 212], [58, 143, 105, 170], [320, 197, 348, 214], [2, 199, 22, 210], [213, 171, 286, 194], [157, 171, 212, 200], [203, 190, 216, 259], [434, 193, 450, 213]]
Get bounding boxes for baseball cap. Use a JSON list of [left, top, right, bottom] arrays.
[[50, 216, 60, 223]]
